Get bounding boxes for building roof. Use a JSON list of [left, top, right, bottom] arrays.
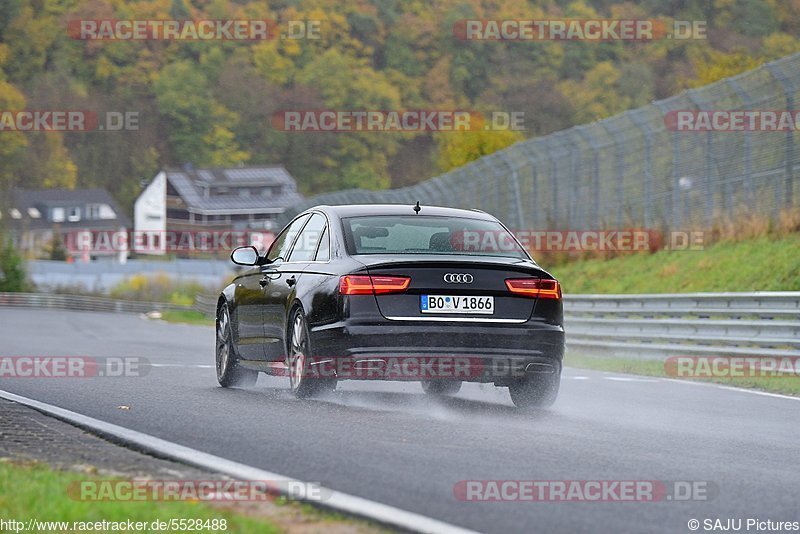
[[4, 188, 130, 230], [164, 166, 303, 215]]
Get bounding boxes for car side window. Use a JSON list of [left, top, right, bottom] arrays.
[[287, 213, 327, 262], [266, 214, 310, 263], [314, 226, 330, 261]]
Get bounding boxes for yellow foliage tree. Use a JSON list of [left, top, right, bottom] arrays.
[[684, 50, 762, 88], [436, 129, 523, 173], [0, 79, 28, 189]]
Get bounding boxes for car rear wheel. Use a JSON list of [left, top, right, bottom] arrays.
[[420, 380, 462, 395], [216, 303, 258, 388], [508, 371, 560, 409], [288, 309, 335, 398]]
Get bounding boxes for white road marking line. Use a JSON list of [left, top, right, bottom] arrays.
[[566, 376, 590, 380], [661, 378, 800, 401], [711, 385, 800, 401], [566, 366, 800, 401], [692, 386, 800, 400], [603, 376, 661, 383], [0, 389, 478, 534]]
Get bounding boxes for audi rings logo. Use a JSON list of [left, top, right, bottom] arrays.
[[444, 273, 474, 283]]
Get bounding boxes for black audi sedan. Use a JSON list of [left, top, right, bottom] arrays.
[[215, 204, 565, 408]]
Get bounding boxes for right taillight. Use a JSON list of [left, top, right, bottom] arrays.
[[505, 278, 561, 299], [339, 275, 411, 295]]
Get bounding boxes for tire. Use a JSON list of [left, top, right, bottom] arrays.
[[288, 308, 336, 398], [216, 302, 258, 388], [508, 371, 560, 409], [421, 380, 462, 396]]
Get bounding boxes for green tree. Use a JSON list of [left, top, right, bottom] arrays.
[[154, 61, 249, 167], [47, 228, 67, 262], [0, 236, 29, 292]]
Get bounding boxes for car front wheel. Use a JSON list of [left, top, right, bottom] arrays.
[[216, 303, 258, 388]]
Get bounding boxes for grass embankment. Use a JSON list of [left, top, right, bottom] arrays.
[[547, 234, 800, 395], [0, 461, 279, 533], [159, 310, 215, 326], [549, 234, 800, 294], [0, 460, 373, 533]]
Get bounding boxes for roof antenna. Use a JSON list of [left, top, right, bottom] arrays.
[[413, 200, 421, 214]]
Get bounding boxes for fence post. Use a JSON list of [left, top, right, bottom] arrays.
[[544, 137, 562, 229], [728, 78, 755, 213], [630, 109, 654, 229], [566, 132, 580, 230], [602, 120, 627, 228], [575, 126, 601, 228], [686, 89, 715, 227], [499, 152, 526, 229], [521, 144, 540, 228], [766, 62, 796, 210], [654, 101, 681, 231]]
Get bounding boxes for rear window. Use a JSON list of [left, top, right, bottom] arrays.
[[342, 215, 528, 259]]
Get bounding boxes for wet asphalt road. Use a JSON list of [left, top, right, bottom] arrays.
[[1, 308, 798, 533]]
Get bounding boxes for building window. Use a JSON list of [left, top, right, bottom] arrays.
[[52, 207, 65, 222], [67, 207, 80, 222], [27, 207, 41, 219], [167, 209, 189, 221], [99, 204, 116, 219], [238, 188, 251, 198], [10, 208, 22, 219], [87, 203, 116, 220], [264, 186, 282, 196]]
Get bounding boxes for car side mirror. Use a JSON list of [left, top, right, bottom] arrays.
[[230, 246, 261, 266]]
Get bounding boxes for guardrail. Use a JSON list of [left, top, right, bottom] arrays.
[[193, 294, 218, 318], [564, 292, 800, 359], [0, 292, 194, 315], [3, 291, 798, 360]]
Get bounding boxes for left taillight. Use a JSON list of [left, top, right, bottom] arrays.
[[505, 278, 561, 300], [339, 275, 411, 295]]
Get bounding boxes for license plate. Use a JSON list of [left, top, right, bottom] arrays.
[[421, 295, 494, 314]]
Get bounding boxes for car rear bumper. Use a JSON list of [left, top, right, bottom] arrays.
[[307, 319, 564, 384]]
